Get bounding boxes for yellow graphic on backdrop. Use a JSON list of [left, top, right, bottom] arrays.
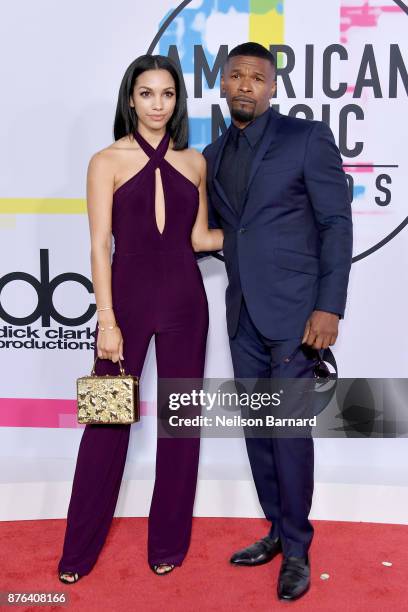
[[0, 198, 86, 215], [249, 0, 284, 59]]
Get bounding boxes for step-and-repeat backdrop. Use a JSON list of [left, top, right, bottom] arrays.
[[1, 0, 408, 522]]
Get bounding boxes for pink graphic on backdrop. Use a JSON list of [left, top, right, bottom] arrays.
[[343, 163, 374, 173], [0, 398, 154, 428], [339, 2, 403, 208], [340, 1, 403, 43]]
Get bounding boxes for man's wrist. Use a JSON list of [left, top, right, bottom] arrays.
[[314, 309, 341, 319]]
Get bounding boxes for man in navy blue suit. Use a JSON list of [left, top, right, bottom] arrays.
[[202, 42, 353, 602]]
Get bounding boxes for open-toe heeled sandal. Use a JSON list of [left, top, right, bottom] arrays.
[[150, 563, 175, 576], [58, 571, 81, 584]]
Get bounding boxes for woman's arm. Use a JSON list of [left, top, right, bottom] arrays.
[[86, 151, 123, 362], [191, 151, 224, 252]]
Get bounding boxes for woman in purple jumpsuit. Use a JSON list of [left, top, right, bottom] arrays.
[[57, 55, 223, 582]]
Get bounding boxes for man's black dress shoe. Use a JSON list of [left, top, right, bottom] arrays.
[[277, 554, 310, 601], [230, 536, 282, 566]]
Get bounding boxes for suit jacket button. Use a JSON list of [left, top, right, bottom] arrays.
[[239, 227, 247, 234]]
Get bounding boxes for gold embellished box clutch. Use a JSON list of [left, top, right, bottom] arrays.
[[77, 357, 139, 424]]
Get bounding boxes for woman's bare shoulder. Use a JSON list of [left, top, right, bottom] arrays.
[[88, 136, 134, 173], [180, 147, 206, 170]]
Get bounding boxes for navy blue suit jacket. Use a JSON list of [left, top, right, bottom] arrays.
[[202, 107, 353, 340]]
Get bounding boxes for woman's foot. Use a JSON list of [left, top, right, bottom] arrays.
[[150, 563, 175, 576], [58, 571, 81, 584]]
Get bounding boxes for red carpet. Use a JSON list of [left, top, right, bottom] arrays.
[[0, 517, 406, 611]]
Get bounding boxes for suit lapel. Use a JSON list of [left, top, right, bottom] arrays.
[[246, 107, 280, 194]]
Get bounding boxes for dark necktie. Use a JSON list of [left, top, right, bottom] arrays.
[[234, 130, 250, 216]]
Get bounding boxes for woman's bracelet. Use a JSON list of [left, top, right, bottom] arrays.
[[97, 305, 113, 312], [99, 324, 118, 332]]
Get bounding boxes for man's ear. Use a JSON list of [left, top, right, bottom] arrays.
[[269, 80, 277, 99], [220, 72, 225, 95]]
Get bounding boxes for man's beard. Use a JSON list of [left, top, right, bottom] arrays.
[[231, 104, 255, 123]]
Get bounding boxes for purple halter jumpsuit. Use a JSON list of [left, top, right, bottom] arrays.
[[58, 129, 209, 575]]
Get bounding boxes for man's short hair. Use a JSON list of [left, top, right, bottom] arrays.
[[224, 42, 276, 73]]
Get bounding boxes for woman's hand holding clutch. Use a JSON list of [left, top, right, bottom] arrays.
[[97, 322, 124, 362]]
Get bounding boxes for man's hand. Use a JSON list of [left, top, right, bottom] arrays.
[[302, 310, 339, 350]]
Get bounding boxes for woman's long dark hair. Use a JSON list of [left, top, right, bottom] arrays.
[[113, 54, 188, 150]]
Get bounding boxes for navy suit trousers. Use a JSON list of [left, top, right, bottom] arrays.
[[229, 298, 319, 558]]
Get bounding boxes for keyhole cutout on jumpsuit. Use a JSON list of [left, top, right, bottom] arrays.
[[154, 167, 166, 235]]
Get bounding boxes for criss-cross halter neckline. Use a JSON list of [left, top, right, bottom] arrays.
[[133, 130, 198, 193], [113, 130, 199, 199], [133, 129, 171, 167]]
